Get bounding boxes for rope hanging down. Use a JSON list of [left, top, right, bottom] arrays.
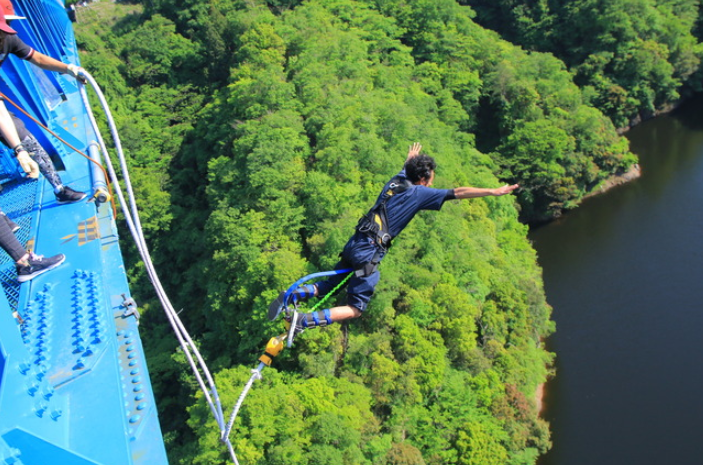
[[75, 70, 235, 459], [77, 68, 354, 464], [221, 269, 353, 447]]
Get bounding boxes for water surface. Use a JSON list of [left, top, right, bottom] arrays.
[[532, 96, 703, 465]]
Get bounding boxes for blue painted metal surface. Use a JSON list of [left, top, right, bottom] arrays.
[[0, 1, 168, 464]]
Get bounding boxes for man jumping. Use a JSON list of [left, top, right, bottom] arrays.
[[269, 143, 519, 335]]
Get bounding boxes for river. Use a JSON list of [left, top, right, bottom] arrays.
[[531, 95, 703, 465]]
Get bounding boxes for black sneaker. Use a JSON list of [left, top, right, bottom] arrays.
[[268, 291, 288, 321], [17, 253, 66, 283], [55, 186, 87, 204]]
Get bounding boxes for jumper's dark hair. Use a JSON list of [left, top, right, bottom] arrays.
[[405, 154, 436, 183]]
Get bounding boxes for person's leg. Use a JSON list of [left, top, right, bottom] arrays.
[[298, 305, 362, 328], [296, 269, 378, 329], [0, 213, 27, 262], [0, 213, 19, 233], [12, 114, 86, 203], [267, 261, 350, 319], [0, 208, 66, 282], [330, 305, 363, 321], [21, 135, 62, 188], [311, 272, 347, 299]]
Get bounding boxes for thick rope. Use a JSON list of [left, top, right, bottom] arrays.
[[76, 71, 230, 453]]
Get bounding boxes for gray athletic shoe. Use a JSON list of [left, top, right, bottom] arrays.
[[17, 253, 65, 282]]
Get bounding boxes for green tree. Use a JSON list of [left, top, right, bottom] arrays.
[[74, 2, 562, 464]]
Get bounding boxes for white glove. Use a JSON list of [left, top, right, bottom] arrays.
[[65, 64, 86, 83], [16, 150, 39, 179]]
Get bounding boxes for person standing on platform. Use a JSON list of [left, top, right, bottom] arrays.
[[0, 0, 87, 203]]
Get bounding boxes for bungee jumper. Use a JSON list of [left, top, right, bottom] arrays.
[[225, 144, 520, 461], [268, 142, 519, 340]]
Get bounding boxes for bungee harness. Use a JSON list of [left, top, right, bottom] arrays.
[[354, 175, 412, 276]]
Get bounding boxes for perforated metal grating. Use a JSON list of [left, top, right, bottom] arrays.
[[0, 179, 39, 309]]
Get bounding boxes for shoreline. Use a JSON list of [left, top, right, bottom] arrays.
[[537, 97, 686, 225], [535, 382, 545, 415], [529, 163, 643, 228], [616, 101, 682, 135], [583, 163, 642, 200]]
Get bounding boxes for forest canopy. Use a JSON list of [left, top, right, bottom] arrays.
[[72, 0, 701, 463]]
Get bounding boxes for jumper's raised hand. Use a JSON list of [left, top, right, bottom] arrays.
[[406, 142, 422, 162]]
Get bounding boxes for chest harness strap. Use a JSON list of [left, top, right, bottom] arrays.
[[354, 176, 412, 277]]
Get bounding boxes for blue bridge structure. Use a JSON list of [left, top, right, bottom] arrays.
[[0, 1, 167, 464]]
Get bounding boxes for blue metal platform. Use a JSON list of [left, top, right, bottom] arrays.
[[0, 1, 167, 464]]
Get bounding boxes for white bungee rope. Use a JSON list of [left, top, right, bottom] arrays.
[[78, 71, 241, 463]]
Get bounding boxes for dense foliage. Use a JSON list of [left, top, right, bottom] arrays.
[[72, 0, 701, 463], [466, 0, 703, 129]]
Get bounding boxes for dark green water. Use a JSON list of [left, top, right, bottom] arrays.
[[531, 95, 703, 465]]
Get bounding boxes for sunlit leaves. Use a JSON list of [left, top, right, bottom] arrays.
[[76, 1, 563, 464]]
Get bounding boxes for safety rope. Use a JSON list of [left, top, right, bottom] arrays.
[[221, 269, 353, 456], [76, 69, 357, 465], [75, 70, 232, 455], [307, 271, 353, 312]]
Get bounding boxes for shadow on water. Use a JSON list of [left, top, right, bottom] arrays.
[[672, 94, 703, 132], [532, 95, 703, 465]]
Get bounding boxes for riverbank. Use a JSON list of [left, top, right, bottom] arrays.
[[583, 163, 642, 200], [529, 163, 642, 227], [536, 382, 545, 414], [616, 100, 683, 135], [570, 98, 690, 211]]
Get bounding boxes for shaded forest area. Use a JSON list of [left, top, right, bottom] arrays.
[[72, 0, 701, 463]]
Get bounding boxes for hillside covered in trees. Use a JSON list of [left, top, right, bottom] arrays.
[[72, 0, 701, 463]]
